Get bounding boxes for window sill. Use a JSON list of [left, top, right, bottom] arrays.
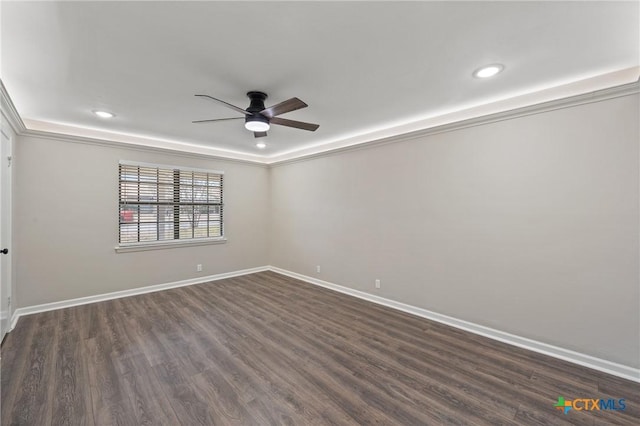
[[115, 237, 227, 253]]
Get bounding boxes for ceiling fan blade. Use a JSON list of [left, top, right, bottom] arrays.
[[195, 94, 249, 115], [270, 116, 319, 131], [261, 97, 308, 118], [254, 131, 268, 138], [192, 117, 244, 123]]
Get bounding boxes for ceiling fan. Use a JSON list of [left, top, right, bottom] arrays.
[[193, 91, 319, 138]]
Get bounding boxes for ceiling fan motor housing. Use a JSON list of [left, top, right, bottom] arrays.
[[246, 91, 268, 113]]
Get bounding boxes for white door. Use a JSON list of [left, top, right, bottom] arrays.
[[0, 124, 12, 341]]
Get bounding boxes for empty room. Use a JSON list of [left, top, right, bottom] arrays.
[[1, 1, 639, 425]]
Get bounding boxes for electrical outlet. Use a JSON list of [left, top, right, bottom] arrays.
[[375, 279, 381, 289], [196, 264, 203, 272], [316, 265, 321, 273]]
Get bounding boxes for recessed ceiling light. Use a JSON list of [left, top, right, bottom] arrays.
[[93, 110, 115, 118], [473, 64, 504, 79], [256, 142, 266, 149]]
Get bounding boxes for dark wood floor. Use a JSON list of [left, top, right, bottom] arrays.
[[1, 271, 638, 425]]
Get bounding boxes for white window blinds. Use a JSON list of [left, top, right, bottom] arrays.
[[119, 163, 223, 244]]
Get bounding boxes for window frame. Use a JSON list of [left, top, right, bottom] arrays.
[[115, 160, 226, 253]]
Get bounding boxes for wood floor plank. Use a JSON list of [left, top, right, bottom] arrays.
[[168, 293, 346, 425], [177, 286, 373, 424], [152, 358, 219, 426], [231, 275, 523, 423], [189, 368, 257, 425], [8, 311, 59, 425], [85, 335, 137, 426], [204, 277, 509, 425], [202, 283, 408, 425], [2, 271, 639, 425], [51, 325, 94, 426], [1, 315, 38, 425], [116, 354, 181, 426]]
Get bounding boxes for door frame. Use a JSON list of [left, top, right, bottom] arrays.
[[1, 116, 13, 340]]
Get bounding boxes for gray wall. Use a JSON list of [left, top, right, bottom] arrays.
[[270, 94, 640, 368], [14, 135, 269, 307]]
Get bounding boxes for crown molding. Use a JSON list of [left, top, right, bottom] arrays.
[[3, 68, 639, 166], [0, 79, 27, 134], [268, 74, 640, 166], [20, 126, 270, 167]]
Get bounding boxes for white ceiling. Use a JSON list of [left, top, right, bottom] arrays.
[[1, 1, 639, 162]]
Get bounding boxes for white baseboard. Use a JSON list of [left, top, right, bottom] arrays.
[[268, 266, 640, 384], [10, 266, 269, 328]]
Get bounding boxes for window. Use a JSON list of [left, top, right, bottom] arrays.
[[118, 162, 224, 247]]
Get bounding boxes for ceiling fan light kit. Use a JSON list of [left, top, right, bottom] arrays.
[[194, 91, 319, 139], [245, 115, 270, 132]]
